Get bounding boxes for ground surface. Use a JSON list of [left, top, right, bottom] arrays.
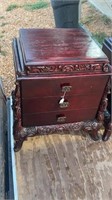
[[16, 132, 112, 200], [89, 0, 112, 19], [0, 0, 112, 96]]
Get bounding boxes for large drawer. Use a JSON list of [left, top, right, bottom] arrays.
[[22, 108, 97, 127], [21, 93, 102, 114], [21, 75, 109, 98]]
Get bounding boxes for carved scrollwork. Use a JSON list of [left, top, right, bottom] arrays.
[[12, 118, 104, 151], [62, 65, 74, 72], [102, 63, 111, 73], [102, 122, 112, 141], [14, 122, 85, 138], [83, 120, 100, 131], [15, 121, 101, 139], [97, 81, 109, 124], [25, 63, 105, 75], [83, 120, 102, 141], [12, 82, 23, 140]]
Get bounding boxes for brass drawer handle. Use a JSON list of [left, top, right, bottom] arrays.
[[62, 85, 72, 92], [59, 100, 69, 108], [57, 115, 66, 123], [59, 84, 72, 106]]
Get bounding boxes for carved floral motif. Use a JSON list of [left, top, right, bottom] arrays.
[[12, 82, 24, 151], [102, 63, 111, 73], [16, 122, 85, 141], [97, 82, 109, 123], [25, 63, 108, 75]]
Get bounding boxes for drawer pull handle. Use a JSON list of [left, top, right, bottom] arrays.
[[60, 84, 71, 105], [57, 115, 66, 123], [62, 85, 72, 92], [59, 90, 66, 105], [59, 100, 69, 108], [59, 97, 65, 105]]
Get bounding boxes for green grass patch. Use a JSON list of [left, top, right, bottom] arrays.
[[0, 16, 5, 19], [0, 30, 5, 38], [92, 32, 108, 45], [6, 4, 20, 11], [81, 0, 87, 3], [24, 1, 49, 11], [82, 15, 94, 25], [0, 50, 7, 56], [102, 15, 111, 25], [1, 22, 9, 27], [0, 34, 4, 38]]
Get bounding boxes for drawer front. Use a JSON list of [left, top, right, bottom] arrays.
[[22, 108, 97, 127], [21, 75, 109, 98], [22, 93, 102, 114]]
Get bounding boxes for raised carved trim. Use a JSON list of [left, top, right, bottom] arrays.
[[97, 81, 110, 123], [12, 82, 23, 141], [13, 119, 103, 152], [25, 63, 108, 75], [19, 122, 84, 137], [96, 80, 112, 140], [102, 122, 112, 141], [102, 63, 111, 73]]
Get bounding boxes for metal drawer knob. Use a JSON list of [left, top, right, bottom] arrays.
[[61, 85, 72, 92], [59, 100, 69, 108], [57, 115, 66, 123]]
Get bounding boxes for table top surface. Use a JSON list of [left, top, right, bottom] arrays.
[[19, 28, 108, 66]]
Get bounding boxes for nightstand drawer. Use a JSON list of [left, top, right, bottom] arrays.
[[22, 93, 103, 114], [21, 75, 109, 98], [22, 108, 97, 127]]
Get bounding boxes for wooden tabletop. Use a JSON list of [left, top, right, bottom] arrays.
[[19, 28, 108, 66]]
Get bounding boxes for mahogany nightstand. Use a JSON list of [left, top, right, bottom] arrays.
[[12, 28, 112, 151]]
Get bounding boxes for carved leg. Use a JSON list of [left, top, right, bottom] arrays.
[[12, 82, 27, 152], [89, 129, 100, 141], [102, 109, 111, 141], [96, 80, 111, 141], [13, 119, 26, 152], [83, 121, 101, 141], [102, 91, 111, 141], [102, 122, 111, 141], [14, 136, 27, 152]]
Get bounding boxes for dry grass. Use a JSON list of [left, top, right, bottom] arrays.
[[0, 0, 112, 96]]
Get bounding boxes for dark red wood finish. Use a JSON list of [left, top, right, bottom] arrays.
[[19, 28, 107, 66], [20, 74, 109, 126], [22, 108, 97, 127], [12, 28, 112, 151], [22, 93, 103, 114], [21, 75, 109, 98]]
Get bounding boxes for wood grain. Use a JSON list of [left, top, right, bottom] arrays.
[[19, 28, 108, 66], [15, 131, 112, 200], [22, 93, 103, 114], [22, 108, 97, 127], [21, 75, 108, 98]]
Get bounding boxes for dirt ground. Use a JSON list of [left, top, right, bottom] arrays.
[[0, 0, 112, 96]]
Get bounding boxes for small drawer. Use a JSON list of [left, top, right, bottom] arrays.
[[22, 108, 97, 127], [21, 75, 109, 98], [22, 93, 103, 114]]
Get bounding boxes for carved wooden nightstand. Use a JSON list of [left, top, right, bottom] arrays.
[[12, 28, 112, 151]]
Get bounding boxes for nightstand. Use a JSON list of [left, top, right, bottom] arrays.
[[12, 28, 112, 151]]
